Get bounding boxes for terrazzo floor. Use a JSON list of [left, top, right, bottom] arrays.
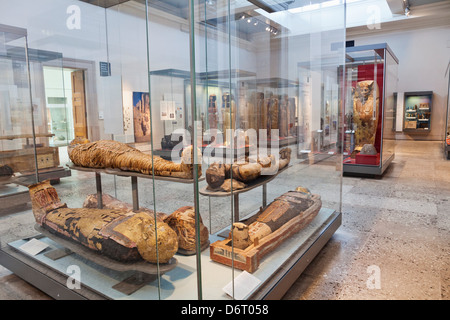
[[0, 140, 449, 300]]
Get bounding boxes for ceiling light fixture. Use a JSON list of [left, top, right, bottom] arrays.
[[403, 0, 411, 16], [405, 6, 410, 16]]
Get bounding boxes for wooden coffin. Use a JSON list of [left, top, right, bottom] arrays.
[[210, 189, 321, 273], [28, 180, 178, 264]]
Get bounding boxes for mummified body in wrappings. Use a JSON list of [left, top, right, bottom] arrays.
[[68, 139, 201, 179], [28, 180, 178, 263]]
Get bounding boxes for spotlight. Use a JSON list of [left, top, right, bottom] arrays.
[[405, 6, 410, 16], [247, 18, 252, 23], [403, 0, 411, 16]]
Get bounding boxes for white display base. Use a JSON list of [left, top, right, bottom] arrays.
[[4, 207, 338, 300]]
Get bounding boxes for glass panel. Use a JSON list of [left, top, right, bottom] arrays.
[[343, 49, 384, 167], [342, 44, 398, 176], [28, 49, 68, 182], [0, 1, 175, 300], [383, 49, 397, 167], [44, 65, 72, 148], [0, 24, 38, 216], [0, 0, 345, 301], [145, 0, 205, 299], [196, 0, 345, 299]]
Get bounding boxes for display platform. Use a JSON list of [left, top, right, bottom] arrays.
[[67, 163, 203, 184], [0, 208, 340, 300], [343, 152, 394, 176], [0, 183, 30, 210]]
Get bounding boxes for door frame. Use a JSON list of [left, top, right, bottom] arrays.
[[44, 58, 99, 142], [71, 69, 88, 140]]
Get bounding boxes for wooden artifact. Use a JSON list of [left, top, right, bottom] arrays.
[[0, 146, 60, 172], [210, 187, 321, 273], [279, 96, 288, 138], [68, 139, 201, 179], [268, 96, 279, 138], [28, 180, 178, 264], [257, 92, 266, 133], [208, 94, 218, 129], [222, 93, 236, 146]]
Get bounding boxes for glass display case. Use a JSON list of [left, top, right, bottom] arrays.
[[0, 24, 71, 195], [0, 0, 345, 300], [0, 24, 38, 211], [342, 43, 398, 176]]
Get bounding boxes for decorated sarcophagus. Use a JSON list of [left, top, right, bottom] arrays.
[[28, 180, 178, 264], [210, 187, 321, 273]]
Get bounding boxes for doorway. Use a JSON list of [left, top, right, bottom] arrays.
[[43, 67, 88, 147]]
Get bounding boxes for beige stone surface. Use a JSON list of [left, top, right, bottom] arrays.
[[0, 140, 449, 300]]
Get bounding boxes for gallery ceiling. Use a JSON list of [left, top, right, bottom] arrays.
[[78, 0, 450, 37]]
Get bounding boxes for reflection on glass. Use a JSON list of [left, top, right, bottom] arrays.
[[0, 0, 346, 301]]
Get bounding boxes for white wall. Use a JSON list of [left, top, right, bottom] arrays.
[[0, 0, 110, 141], [349, 25, 450, 141]]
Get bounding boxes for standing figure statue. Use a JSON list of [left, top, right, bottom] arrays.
[[353, 80, 379, 147]]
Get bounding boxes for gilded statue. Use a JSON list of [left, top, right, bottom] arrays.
[[353, 80, 379, 147]]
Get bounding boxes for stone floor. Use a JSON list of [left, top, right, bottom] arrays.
[[0, 140, 449, 300], [282, 140, 450, 300]]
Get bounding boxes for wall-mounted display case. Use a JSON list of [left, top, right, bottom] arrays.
[[403, 91, 433, 133], [0, 0, 345, 300], [342, 43, 398, 176]]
